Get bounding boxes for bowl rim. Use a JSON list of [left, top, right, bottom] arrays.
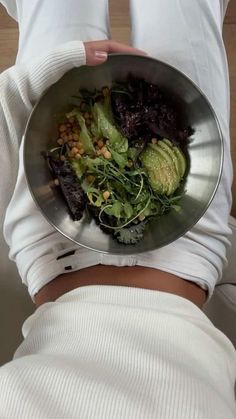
[[23, 53, 224, 254]]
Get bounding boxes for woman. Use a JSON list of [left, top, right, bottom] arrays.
[[0, 0, 235, 418]]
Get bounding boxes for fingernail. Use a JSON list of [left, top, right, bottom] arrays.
[[95, 51, 108, 60]]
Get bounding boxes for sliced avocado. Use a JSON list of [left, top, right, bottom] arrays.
[[140, 143, 181, 196], [163, 139, 173, 147]]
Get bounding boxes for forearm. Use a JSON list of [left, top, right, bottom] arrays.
[[0, 41, 86, 227]]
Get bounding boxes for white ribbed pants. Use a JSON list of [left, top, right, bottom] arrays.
[[2, 0, 233, 299]]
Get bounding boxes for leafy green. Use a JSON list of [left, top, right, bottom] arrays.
[[71, 158, 86, 179], [107, 146, 128, 169], [114, 222, 147, 245], [67, 110, 95, 155], [140, 141, 185, 196], [92, 97, 128, 152], [57, 87, 187, 245]]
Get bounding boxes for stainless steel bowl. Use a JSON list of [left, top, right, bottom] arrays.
[[23, 54, 223, 254]]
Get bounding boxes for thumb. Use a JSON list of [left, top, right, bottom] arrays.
[[85, 47, 108, 66]]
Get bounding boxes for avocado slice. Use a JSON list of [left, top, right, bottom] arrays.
[[158, 141, 181, 178], [162, 139, 187, 179], [140, 146, 165, 194], [173, 146, 186, 178], [154, 146, 179, 195]]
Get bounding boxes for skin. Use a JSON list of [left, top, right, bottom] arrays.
[[35, 40, 207, 309]]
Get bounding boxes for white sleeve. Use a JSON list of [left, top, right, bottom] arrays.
[[0, 40, 86, 228]]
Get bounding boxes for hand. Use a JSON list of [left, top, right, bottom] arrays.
[[84, 40, 147, 66]]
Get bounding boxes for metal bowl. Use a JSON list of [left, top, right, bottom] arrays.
[[23, 54, 223, 254]]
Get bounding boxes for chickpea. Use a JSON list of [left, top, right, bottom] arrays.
[[60, 155, 66, 162], [103, 191, 110, 200], [97, 139, 104, 149], [59, 124, 67, 133], [75, 153, 81, 160], [104, 150, 112, 159], [61, 133, 67, 141], [79, 148, 85, 155], [57, 138, 64, 145], [54, 179, 60, 186], [73, 133, 80, 141], [151, 138, 158, 144], [72, 147, 79, 154], [101, 146, 107, 154]]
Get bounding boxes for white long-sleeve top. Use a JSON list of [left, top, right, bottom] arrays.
[[0, 40, 86, 229], [0, 286, 235, 419]]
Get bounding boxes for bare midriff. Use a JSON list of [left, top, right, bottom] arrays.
[[35, 265, 207, 308]]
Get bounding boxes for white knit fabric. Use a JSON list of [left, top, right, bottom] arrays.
[[0, 286, 235, 419], [0, 40, 86, 226]]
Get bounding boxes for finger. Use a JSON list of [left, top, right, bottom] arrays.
[[92, 40, 147, 55], [84, 40, 147, 66]]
